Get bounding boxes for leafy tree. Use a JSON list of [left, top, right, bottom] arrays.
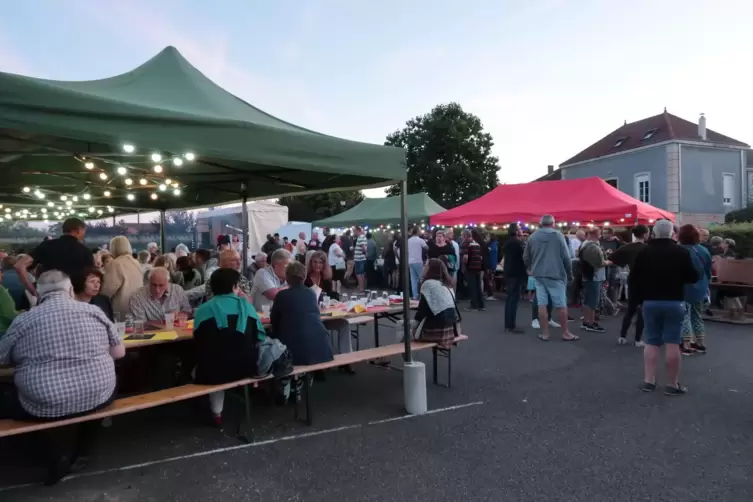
[[279, 191, 364, 221], [385, 102, 499, 208]]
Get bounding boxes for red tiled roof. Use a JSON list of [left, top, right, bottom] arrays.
[[560, 111, 749, 167]]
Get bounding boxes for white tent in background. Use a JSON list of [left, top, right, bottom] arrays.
[[197, 201, 288, 257]]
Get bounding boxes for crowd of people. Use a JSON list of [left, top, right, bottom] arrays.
[[506, 214, 729, 396]]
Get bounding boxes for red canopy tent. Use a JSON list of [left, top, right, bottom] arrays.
[[430, 177, 675, 226]]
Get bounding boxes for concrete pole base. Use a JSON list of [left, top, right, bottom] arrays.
[[403, 361, 427, 415]]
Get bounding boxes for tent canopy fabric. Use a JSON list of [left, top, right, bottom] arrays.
[[0, 46, 406, 219], [314, 192, 446, 227], [430, 177, 675, 226]]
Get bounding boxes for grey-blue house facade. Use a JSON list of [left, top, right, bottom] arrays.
[[555, 112, 750, 227]]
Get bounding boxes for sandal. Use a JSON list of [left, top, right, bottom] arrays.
[[562, 334, 580, 342], [537, 333, 550, 342]]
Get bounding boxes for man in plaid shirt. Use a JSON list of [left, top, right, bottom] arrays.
[[0, 270, 125, 484], [129, 267, 192, 322]]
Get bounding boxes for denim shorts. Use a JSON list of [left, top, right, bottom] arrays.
[[533, 278, 567, 309], [354, 260, 366, 275], [583, 281, 602, 309], [643, 300, 685, 346]]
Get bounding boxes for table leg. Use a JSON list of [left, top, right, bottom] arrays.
[[373, 313, 380, 347]]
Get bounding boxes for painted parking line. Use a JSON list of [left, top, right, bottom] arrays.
[[0, 400, 485, 493]]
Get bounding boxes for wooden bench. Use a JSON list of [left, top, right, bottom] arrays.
[[0, 335, 468, 442]]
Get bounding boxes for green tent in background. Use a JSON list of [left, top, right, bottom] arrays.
[[0, 46, 405, 218], [313, 192, 446, 228]]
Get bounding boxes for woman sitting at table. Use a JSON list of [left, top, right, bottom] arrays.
[[412, 258, 461, 350], [303, 251, 354, 373], [71, 267, 114, 321], [271, 261, 336, 369], [193, 268, 291, 426], [176, 256, 203, 291]]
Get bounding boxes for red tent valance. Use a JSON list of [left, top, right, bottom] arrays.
[[430, 177, 675, 226]]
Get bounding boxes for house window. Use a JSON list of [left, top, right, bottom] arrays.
[[634, 173, 650, 203], [723, 173, 735, 205], [642, 128, 658, 140], [613, 137, 627, 148], [604, 178, 618, 189]]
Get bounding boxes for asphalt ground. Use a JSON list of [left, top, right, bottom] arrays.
[[1, 297, 753, 501]]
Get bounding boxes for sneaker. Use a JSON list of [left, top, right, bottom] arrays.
[[531, 319, 541, 329], [486, 296, 497, 301], [585, 323, 605, 333], [617, 336, 627, 345], [580, 322, 589, 330], [680, 346, 695, 356], [690, 342, 706, 354], [505, 327, 526, 334], [548, 320, 561, 328], [640, 382, 656, 392], [634, 340, 645, 348], [464, 308, 479, 312], [664, 383, 688, 396], [567, 316, 575, 322]]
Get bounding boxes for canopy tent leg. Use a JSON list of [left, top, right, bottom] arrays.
[[400, 182, 427, 415], [159, 209, 166, 253], [241, 184, 249, 272]]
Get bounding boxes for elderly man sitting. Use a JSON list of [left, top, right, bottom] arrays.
[[0, 270, 125, 485], [250, 248, 291, 312], [245, 253, 267, 282], [205, 249, 252, 300], [129, 266, 191, 322]]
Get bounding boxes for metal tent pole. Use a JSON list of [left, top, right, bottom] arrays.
[[159, 209, 166, 253], [241, 183, 249, 272], [400, 183, 412, 363]]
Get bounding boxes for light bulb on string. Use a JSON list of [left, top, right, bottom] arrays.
[[153, 165, 163, 174], [151, 153, 162, 163], [173, 188, 181, 196], [88, 207, 95, 213], [165, 179, 172, 185], [22, 187, 30, 193], [139, 178, 147, 185], [107, 206, 114, 212], [150, 193, 158, 200], [47, 202, 54, 207], [184, 152, 195, 161], [127, 193, 135, 201], [122, 144, 135, 153], [172, 157, 183, 167], [84, 161, 94, 170], [104, 191, 111, 197], [35, 191, 45, 199], [158, 184, 166, 191], [65, 200, 72, 207], [99, 172, 108, 180], [83, 194, 91, 200], [41, 208, 46, 213], [125, 178, 133, 186], [116, 166, 127, 176], [60, 195, 67, 201], [4, 208, 9, 213], [72, 196, 78, 202], [97, 209, 103, 215]]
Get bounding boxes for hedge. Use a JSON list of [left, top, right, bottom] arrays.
[[708, 222, 753, 258]]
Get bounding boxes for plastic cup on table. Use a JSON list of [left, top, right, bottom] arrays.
[[134, 320, 145, 335], [115, 322, 126, 339], [177, 311, 188, 328], [261, 304, 271, 318], [164, 312, 175, 329]]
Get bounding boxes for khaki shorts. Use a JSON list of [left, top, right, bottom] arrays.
[[344, 259, 355, 278]]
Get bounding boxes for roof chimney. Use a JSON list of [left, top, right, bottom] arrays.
[[547, 165, 554, 174], [698, 113, 707, 140]]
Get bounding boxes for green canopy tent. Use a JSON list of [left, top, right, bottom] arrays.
[[0, 47, 422, 374], [0, 46, 405, 218], [313, 193, 445, 228]]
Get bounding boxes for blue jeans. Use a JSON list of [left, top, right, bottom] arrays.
[[504, 277, 523, 329], [409, 262, 424, 300], [466, 271, 485, 309], [643, 300, 685, 346]]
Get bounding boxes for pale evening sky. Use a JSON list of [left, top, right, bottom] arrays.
[[2, 0, 752, 205]]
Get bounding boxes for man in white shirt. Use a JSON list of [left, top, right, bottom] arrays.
[[250, 248, 291, 311], [447, 227, 461, 288], [407, 226, 428, 300]]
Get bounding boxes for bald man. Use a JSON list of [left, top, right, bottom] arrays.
[[205, 249, 252, 299]]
